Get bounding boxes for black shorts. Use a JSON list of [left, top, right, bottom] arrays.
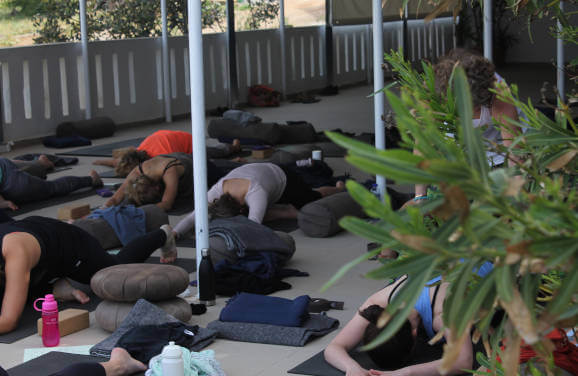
[[277, 165, 322, 209]]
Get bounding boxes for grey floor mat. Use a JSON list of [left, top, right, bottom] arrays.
[[167, 199, 193, 216], [7, 351, 145, 376], [56, 137, 146, 157], [265, 218, 299, 232], [98, 170, 122, 178], [288, 351, 375, 376], [11, 188, 98, 217], [145, 256, 196, 272]]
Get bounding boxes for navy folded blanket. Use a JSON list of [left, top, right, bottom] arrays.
[[220, 292, 310, 327]]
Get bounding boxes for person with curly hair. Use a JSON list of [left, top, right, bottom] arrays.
[[413, 50, 521, 200], [103, 152, 223, 211], [93, 130, 241, 177]]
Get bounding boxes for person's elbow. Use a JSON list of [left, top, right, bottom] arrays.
[[0, 315, 19, 334]]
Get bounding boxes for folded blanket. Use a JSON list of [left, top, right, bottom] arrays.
[[209, 216, 292, 258], [223, 109, 261, 126], [219, 293, 310, 327], [207, 313, 339, 346], [91, 299, 216, 358]]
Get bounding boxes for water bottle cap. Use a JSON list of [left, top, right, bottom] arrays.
[[162, 341, 182, 359], [34, 294, 58, 312]]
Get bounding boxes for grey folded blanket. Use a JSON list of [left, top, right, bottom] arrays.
[[206, 313, 339, 347], [209, 216, 292, 258], [90, 299, 217, 358]]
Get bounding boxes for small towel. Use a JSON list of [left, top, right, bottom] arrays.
[[207, 313, 339, 347], [88, 205, 146, 245], [219, 293, 310, 327], [90, 299, 217, 358]]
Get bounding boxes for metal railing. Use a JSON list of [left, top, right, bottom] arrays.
[[0, 18, 453, 142]]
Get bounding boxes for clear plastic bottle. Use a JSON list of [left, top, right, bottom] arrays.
[[198, 248, 216, 306], [161, 341, 185, 376], [33, 294, 60, 347]]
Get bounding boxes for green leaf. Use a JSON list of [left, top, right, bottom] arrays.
[[365, 254, 437, 281], [320, 245, 389, 292], [546, 264, 578, 316], [339, 217, 396, 244], [453, 68, 489, 186], [456, 270, 496, 334], [445, 260, 475, 327], [496, 265, 514, 303]]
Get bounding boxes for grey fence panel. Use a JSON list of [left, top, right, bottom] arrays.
[[285, 27, 325, 95]]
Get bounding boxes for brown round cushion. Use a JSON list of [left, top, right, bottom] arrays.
[[95, 298, 192, 332], [90, 264, 189, 302]]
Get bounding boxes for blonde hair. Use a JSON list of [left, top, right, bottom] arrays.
[[125, 175, 164, 206], [113, 147, 150, 177]]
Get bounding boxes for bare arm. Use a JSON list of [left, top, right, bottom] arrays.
[[105, 166, 140, 207], [0, 233, 39, 334], [156, 167, 180, 211], [172, 184, 221, 237], [325, 288, 394, 376], [492, 99, 521, 167]]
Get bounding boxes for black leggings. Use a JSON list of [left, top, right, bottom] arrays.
[[277, 165, 322, 209], [64, 228, 167, 285]]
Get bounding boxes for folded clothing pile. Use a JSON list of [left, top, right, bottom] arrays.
[[207, 293, 339, 346]]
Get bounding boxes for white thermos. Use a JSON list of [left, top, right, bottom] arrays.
[[161, 341, 185, 376]]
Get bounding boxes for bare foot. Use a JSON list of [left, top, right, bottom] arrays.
[[52, 278, 90, 304], [230, 157, 248, 163], [336, 180, 345, 190], [90, 170, 103, 188], [103, 347, 147, 376], [0, 199, 18, 211], [230, 139, 242, 153], [38, 155, 55, 170], [160, 225, 177, 263]]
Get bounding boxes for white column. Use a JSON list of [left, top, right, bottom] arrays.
[[79, 0, 91, 119], [483, 0, 492, 61], [557, 1, 565, 104], [161, 0, 172, 122], [372, 0, 386, 199], [187, 0, 210, 287], [279, 0, 287, 97]]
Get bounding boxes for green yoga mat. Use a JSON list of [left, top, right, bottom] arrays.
[[57, 137, 146, 157]]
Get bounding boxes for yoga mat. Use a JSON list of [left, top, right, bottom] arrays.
[[265, 218, 299, 232], [7, 351, 146, 376], [23, 345, 92, 362], [288, 351, 376, 376], [11, 188, 97, 217], [98, 170, 123, 179], [57, 137, 146, 157], [167, 198, 193, 216], [0, 291, 102, 344]]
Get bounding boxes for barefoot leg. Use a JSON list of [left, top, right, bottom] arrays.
[[102, 348, 147, 376], [52, 278, 90, 304]]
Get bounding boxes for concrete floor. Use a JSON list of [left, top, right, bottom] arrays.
[[0, 63, 568, 374]]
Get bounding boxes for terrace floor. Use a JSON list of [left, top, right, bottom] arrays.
[[0, 62, 572, 374]]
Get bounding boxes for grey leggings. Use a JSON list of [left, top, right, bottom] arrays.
[[0, 158, 93, 204]]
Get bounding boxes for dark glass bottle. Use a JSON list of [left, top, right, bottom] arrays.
[[198, 248, 216, 306]]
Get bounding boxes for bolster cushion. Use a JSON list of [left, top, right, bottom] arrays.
[[95, 298, 192, 332], [298, 191, 366, 238], [208, 119, 282, 145], [73, 204, 169, 250], [209, 231, 295, 265], [90, 264, 189, 302], [56, 117, 116, 139], [278, 122, 317, 144]]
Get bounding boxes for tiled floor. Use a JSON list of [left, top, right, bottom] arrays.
[[0, 63, 570, 374]]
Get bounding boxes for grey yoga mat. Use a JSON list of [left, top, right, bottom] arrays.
[[11, 187, 98, 217], [288, 350, 376, 376], [56, 137, 146, 157], [6, 351, 146, 376]]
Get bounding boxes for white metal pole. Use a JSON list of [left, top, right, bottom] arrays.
[[483, 0, 492, 61], [79, 0, 91, 119], [372, 0, 386, 199], [187, 0, 210, 288], [279, 0, 287, 98], [557, 1, 565, 104], [161, 0, 172, 122]]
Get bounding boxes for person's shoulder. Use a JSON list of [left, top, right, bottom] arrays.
[[492, 98, 518, 118]]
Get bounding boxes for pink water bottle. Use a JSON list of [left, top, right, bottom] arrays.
[[33, 294, 60, 347]]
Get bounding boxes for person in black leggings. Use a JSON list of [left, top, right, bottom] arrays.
[[0, 347, 147, 376], [0, 216, 174, 334]]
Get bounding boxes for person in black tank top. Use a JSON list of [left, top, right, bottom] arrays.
[[104, 153, 224, 211], [0, 216, 173, 334]]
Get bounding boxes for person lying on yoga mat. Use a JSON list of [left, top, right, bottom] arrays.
[[324, 263, 493, 376], [0, 216, 176, 334], [0, 158, 102, 211], [411, 50, 521, 203], [103, 152, 224, 211], [93, 130, 241, 177], [167, 162, 345, 239], [0, 347, 146, 376]]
